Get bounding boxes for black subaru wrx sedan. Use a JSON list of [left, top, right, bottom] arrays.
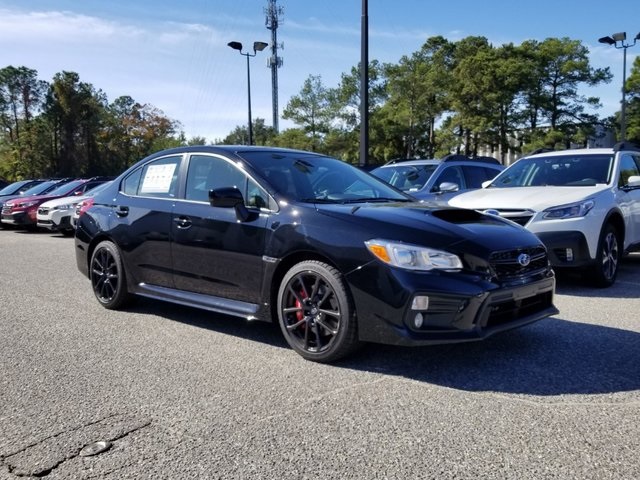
[[75, 146, 558, 362]]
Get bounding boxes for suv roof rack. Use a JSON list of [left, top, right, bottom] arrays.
[[613, 142, 640, 153], [526, 148, 556, 156], [441, 154, 501, 165]]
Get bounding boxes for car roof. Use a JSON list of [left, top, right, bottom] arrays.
[[378, 159, 441, 168]]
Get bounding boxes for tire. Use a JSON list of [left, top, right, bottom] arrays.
[[277, 261, 360, 363], [90, 240, 133, 309], [590, 223, 620, 288]]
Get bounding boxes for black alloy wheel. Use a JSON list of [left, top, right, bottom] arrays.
[[591, 223, 620, 288], [277, 261, 360, 362], [90, 240, 132, 309]]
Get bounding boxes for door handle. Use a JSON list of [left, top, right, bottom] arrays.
[[115, 206, 129, 217], [173, 216, 192, 229]]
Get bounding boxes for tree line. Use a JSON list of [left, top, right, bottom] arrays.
[[2, 35, 639, 180]]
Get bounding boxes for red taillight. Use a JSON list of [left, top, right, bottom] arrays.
[[78, 198, 95, 216]]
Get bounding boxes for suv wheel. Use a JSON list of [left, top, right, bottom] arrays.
[[277, 261, 360, 362], [590, 223, 620, 288]]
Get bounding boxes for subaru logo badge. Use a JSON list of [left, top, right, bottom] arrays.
[[517, 253, 531, 267], [484, 209, 501, 216]]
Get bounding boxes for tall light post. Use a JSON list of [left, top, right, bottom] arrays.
[[598, 31, 640, 141], [228, 40, 268, 145]]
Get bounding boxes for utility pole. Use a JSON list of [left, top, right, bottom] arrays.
[[265, 0, 284, 134]]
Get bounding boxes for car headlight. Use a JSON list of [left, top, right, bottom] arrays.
[[53, 204, 73, 211], [365, 239, 463, 271], [16, 201, 38, 208], [542, 200, 594, 219]]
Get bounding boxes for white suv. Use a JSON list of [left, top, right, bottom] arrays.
[[449, 143, 640, 287]]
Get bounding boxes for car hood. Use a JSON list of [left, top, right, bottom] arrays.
[[449, 185, 609, 211], [314, 201, 543, 253], [39, 195, 87, 208], [5, 194, 59, 205]]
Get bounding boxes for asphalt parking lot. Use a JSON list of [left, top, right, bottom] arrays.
[[0, 229, 638, 479]]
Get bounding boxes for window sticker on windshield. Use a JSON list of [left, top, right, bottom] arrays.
[[140, 164, 176, 193]]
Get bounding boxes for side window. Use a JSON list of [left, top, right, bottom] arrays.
[[122, 155, 181, 198], [462, 166, 495, 189], [122, 168, 143, 195], [184, 154, 274, 209], [432, 166, 464, 192], [618, 154, 640, 187], [246, 177, 269, 209], [186, 155, 245, 202]]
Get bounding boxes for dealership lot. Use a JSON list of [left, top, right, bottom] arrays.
[[0, 229, 638, 479]]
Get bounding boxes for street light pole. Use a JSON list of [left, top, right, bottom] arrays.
[[598, 31, 640, 141], [228, 41, 268, 145]]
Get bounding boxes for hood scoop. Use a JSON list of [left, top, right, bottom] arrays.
[[430, 208, 489, 224]]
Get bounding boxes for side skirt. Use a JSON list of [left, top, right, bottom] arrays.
[[133, 283, 263, 321]]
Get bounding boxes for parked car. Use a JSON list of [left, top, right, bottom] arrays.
[[370, 155, 504, 201], [1, 177, 110, 229], [0, 179, 48, 199], [68, 181, 113, 231], [0, 179, 71, 229], [36, 181, 112, 235], [449, 142, 640, 287], [76, 146, 558, 362]]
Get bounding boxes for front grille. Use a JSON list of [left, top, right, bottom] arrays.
[[486, 291, 553, 328], [482, 208, 534, 227], [489, 246, 548, 281], [1, 206, 11, 215]]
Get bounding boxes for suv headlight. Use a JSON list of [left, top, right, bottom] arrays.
[[542, 200, 594, 219], [54, 203, 73, 211], [365, 239, 463, 271]]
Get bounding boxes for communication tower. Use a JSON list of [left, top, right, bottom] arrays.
[[265, 0, 284, 133]]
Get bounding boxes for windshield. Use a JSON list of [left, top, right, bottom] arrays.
[[371, 164, 438, 192], [489, 154, 613, 187], [238, 151, 411, 203], [84, 181, 112, 197], [20, 181, 61, 196], [0, 180, 29, 195], [46, 180, 85, 196]]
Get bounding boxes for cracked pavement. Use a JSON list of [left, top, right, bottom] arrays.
[[0, 230, 639, 479]]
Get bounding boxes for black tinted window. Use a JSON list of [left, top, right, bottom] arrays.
[[463, 165, 500, 188]]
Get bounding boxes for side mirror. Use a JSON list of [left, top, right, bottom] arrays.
[[438, 182, 459, 193], [627, 175, 640, 188], [209, 187, 254, 222]]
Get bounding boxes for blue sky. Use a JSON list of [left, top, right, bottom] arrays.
[[2, 0, 639, 141]]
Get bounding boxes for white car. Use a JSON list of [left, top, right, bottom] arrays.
[[449, 143, 640, 287], [36, 195, 87, 235]]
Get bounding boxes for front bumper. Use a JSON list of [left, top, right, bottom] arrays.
[[347, 264, 558, 346], [536, 230, 594, 268], [37, 210, 73, 231], [1, 211, 34, 226]]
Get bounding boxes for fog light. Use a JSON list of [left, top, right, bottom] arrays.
[[566, 248, 574, 262], [414, 312, 424, 329], [411, 296, 429, 310]]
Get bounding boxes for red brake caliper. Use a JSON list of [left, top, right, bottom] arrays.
[[295, 289, 308, 322]]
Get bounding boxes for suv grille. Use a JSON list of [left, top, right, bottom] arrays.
[[1, 205, 11, 215], [489, 246, 548, 281], [482, 208, 534, 227]]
